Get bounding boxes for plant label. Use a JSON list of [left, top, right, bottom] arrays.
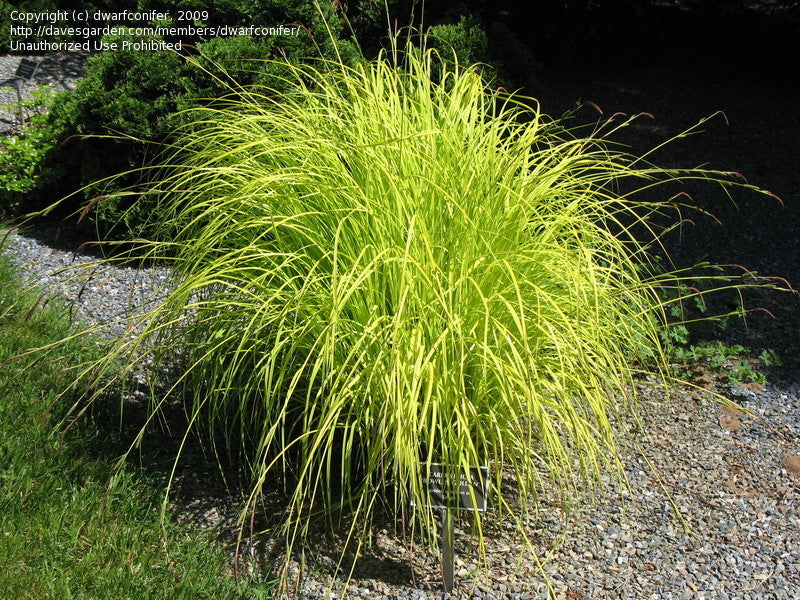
[[15, 58, 40, 81], [424, 464, 489, 512]]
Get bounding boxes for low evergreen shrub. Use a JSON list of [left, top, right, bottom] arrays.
[[22, 1, 359, 237], [0, 88, 59, 217]]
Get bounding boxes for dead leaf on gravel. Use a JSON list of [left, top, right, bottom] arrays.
[[719, 405, 744, 430], [720, 415, 742, 430], [694, 374, 715, 388], [726, 475, 757, 498], [721, 405, 744, 418], [743, 382, 766, 394], [782, 455, 800, 477]]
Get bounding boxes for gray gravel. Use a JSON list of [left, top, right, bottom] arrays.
[[2, 224, 171, 340], [2, 51, 799, 599]]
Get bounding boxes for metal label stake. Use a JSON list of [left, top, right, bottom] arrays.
[[12, 58, 40, 128], [441, 506, 455, 592], [13, 78, 23, 126], [415, 463, 490, 592]]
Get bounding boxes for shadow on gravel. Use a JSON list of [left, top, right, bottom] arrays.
[[64, 354, 437, 589], [530, 10, 800, 367], [32, 53, 89, 88], [8, 215, 167, 266], [1, 53, 88, 89]]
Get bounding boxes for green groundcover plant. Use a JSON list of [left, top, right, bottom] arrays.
[[0, 87, 58, 216], [46, 38, 781, 592]]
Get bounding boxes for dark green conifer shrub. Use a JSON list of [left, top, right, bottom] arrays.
[[26, 2, 358, 237]]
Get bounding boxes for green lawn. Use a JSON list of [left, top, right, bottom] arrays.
[[0, 249, 262, 600]]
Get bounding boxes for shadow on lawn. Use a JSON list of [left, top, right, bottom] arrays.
[[74, 367, 435, 589]]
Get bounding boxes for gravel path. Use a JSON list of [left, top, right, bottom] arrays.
[[1, 224, 171, 340], [2, 49, 799, 599]]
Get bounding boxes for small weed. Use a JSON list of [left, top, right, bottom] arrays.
[[759, 348, 782, 367], [657, 274, 779, 387], [668, 338, 775, 386]]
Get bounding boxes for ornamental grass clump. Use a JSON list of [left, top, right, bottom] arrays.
[[67, 44, 748, 581]]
